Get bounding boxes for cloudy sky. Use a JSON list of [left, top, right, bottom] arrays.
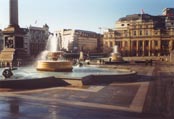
[[0, 0, 174, 32]]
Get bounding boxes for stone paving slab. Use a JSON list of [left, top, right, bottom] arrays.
[[0, 82, 149, 113], [0, 79, 164, 119]]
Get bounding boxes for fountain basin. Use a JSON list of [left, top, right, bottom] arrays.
[[0, 65, 137, 89], [36, 60, 73, 72]]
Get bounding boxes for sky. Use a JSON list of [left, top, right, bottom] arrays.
[[0, 0, 174, 33]]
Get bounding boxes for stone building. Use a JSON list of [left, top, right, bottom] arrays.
[[0, 29, 3, 51], [27, 24, 49, 57], [56, 29, 102, 53], [103, 8, 174, 57], [1, 24, 49, 59]]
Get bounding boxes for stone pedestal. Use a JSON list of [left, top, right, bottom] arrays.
[[0, 48, 15, 67], [2, 0, 27, 60], [3, 26, 26, 60]]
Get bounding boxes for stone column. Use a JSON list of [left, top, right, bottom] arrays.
[[158, 40, 161, 56], [136, 40, 139, 56], [149, 40, 151, 56], [128, 40, 131, 56], [9, 0, 18, 26], [152, 40, 154, 56], [169, 40, 173, 52], [142, 40, 145, 56]]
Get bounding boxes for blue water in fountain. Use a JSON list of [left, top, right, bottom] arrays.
[[0, 65, 132, 80]]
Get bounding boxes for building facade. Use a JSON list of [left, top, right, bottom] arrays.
[[103, 8, 174, 57], [0, 29, 3, 51], [27, 24, 49, 57], [1, 24, 49, 58], [56, 29, 102, 53]]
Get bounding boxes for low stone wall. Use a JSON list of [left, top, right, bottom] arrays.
[[82, 73, 137, 85], [0, 77, 70, 89]]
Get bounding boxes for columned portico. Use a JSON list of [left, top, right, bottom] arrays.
[[128, 40, 158, 57]]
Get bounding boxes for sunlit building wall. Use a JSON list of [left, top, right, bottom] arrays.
[[56, 29, 101, 53], [0, 29, 3, 51]]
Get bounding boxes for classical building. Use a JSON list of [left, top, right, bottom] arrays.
[[56, 29, 102, 53], [0, 29, 3, 51], [103, 8, 174, 57], [27, 24, 49, 57]]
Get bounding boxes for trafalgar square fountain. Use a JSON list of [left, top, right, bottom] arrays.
[[36, 33, 73, 72]]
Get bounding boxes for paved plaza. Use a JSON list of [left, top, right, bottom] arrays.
[[0, 63, 172, 119]]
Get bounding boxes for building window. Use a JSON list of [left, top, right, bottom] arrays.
[[154, 41, 158, 46], [133, 31, 136, 36], [132, 41, 136, 48], [145, 40, 149, 47], [124, 30, 127, 37], [154, 31, 158, 35], [124, 41, 128, 47], [139, 41, 143, 47], [139, 30, 142, 35], [145, 30, 148, 35], [110, 42, 113, 47]]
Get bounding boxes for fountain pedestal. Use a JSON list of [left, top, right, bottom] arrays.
[[110, 52, 123, 62], [105, 45, 125, 64], [36, 61, 72, 72]]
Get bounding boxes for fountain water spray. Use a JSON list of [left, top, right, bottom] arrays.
[[110, 45, 123, 62], [46, 33, 61, 52]]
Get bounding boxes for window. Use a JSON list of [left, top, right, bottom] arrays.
[[139, 41, 143, 47], [124, 30, 127, 37], [124, 41, 128, 47], [133, 31, 136, 36], [145, 30, 148, 35], [110, 42, 113, 47], [154, 31, 158, 35], [145, 41, 149, 47], [140, 30, 142, 35], [154, 41, 158, 46]]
